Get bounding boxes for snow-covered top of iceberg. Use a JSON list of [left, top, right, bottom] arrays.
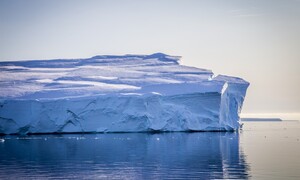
[[0, 53, 248, 100]]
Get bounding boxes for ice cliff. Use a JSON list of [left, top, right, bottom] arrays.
[[0, 53, 249, 134]]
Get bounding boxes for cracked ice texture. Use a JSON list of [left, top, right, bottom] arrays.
[[0, 53, 249, 134]]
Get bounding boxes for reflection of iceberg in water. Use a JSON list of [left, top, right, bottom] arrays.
[[0, 132, 249, 179]]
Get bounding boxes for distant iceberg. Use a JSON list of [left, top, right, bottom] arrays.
[[0, 53, 249, 134]]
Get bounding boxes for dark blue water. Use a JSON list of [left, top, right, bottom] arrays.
[[0, 121, 299, 179]]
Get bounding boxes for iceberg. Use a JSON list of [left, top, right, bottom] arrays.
[[0, 53, 249, 134]]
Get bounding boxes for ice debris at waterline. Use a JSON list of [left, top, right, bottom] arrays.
[[0, 53, 249, 134]]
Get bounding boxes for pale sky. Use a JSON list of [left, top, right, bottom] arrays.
[[0, 0, 299, 119]]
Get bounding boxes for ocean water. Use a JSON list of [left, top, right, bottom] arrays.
[[0, 121, 299, 179]]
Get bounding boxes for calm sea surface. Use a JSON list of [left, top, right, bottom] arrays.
[[0, 121, 299, 179]]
